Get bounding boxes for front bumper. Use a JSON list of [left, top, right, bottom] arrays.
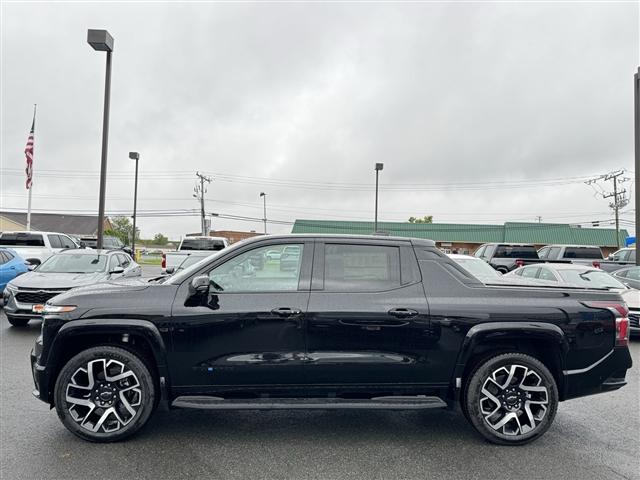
[[30, 335, 51, 404], [3, 289, 41, 320], [563, 347, 633, 400]]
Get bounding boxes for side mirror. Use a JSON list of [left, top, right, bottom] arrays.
[[608, 254, 614, 260], [165, 267, 175, 275], [189, 275, 210, 296], [27, 263, 37, 271], [110, 266, 125, 275]]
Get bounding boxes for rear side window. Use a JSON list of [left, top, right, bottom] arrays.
[[538, 268, 557, 281], [0, 252, 8, 265], [180, 238, 226, 251], [0, 233, 45, 247], [521, 267, 539, 278], [324, 244, 400, 292], [494, 245, 538, 259], [563, 247, 602, 259]]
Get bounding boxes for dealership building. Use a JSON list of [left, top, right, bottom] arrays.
[[291, 220, 628, 257]]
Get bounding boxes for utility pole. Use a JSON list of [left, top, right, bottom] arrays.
[[586, 170, 628, 249], [259, 192, 267, 234], [194, 172, 212, 235], [536, 216, 542, 223]]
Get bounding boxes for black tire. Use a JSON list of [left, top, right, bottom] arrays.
[[7, 316, 30, 327], [464, 352, 558, 445], [54, 346, 156, 443]]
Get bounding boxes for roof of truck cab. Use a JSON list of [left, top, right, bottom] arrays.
[[238, 233, 436, 247]]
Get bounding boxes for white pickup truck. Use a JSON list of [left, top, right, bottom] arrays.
[[162, 236, 229, 273], [0, 231, 81, 266]]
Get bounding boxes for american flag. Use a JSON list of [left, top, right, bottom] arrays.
[[25, 112, 35, 190]]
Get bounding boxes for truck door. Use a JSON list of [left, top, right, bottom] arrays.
[[168, 240, 313, 390], [304, 240, 432, 386]]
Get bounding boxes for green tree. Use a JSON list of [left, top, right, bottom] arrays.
[[408, 215, 433, 224], [153, 233, 168, 245], [105, 216, 139, 245]]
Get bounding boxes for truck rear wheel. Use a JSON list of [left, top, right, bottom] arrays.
[[54, 346, 156, 442], [464, 352, 558, 445]]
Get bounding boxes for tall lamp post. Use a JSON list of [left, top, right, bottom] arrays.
[[129, 152, 140, 258], [259, 192, 267, 234], [374, 163, 384, 233], [634, 67, 640, 265], [87, 29, 114, 249]]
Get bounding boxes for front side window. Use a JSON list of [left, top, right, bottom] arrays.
[[48, 235, 62, 248], [59, 235, 77, 249], [626, 268, 640, 280], [474, 246, 486, 258], [323, 244, 400, 292], [521, 267, 539, 279], [613, 249, 630, 261], [537, 247, 549, 259], [208, 244, 303, 292], [109, 255, 121, 271], [118, 254, 131, 268]]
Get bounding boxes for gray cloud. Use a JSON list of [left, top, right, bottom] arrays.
[[1, 2, 638, 239]]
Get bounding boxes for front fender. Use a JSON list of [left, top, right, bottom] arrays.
[[44, 319, 170, 403]]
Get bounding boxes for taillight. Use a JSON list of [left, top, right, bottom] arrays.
[[592, 261, 601, 269], [161, 253, 166, 269], [515, 259, 525, 267], [583, 301, 630, 346]]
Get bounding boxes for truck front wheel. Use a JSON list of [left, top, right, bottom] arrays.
[[464, 352, 558, 445], [54, 346, 156, 442]]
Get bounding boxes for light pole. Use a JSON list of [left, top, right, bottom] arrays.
[[259, 192, 267, 234], [634, 66, 640, 265], [374, 163, 384, 233], [129, 152, 140, 258], [87, 29, 114, 249]]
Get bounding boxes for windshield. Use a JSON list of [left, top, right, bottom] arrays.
[[558, 269, 626, 290], [453, 257, 502, 280], [38, 254, 108, 273], [180, 238, 226, 251]]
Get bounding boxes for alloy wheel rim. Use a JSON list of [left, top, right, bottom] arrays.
[[65, 358, 142, 434], [479, 363, 549, 436]]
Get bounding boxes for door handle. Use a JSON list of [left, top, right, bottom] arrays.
[[388, 308, 418, 319], [271, 307, 302, 317]]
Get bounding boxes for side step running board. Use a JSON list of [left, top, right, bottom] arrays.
[[171, 395, 447, 410]]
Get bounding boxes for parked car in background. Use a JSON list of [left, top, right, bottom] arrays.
[[448, 254, 504, 282], [165, 251, 214, 274], [30, 234, 632, 444], [265, 249, 282, 261], [3, 249, 141, 327], [163, 236, 229, 273], [507, 263, 640, 337], [0, 231, 80, 266], [474, 243, 543, 273], [79, 235, 134, 256], [611, 266, 640, 290], [537, 244, 603, 267], [279, 245, 302, 271], [0, 248, 29, 292], [597, 247, 636, 272]]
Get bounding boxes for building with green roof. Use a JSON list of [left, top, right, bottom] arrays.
[[291, 219, 627, 256]]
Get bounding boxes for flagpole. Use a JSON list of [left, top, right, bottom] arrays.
[[26, 104, 36, 231]]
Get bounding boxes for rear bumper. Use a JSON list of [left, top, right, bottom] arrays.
[[562, 347, 633, 400]]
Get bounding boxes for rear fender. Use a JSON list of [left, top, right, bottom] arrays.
[[452, 322, 569, 395]]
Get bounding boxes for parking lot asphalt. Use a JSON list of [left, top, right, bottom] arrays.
[[1, 266, 638, 480]]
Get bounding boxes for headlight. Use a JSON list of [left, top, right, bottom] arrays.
[[36, 304, 77, 314]]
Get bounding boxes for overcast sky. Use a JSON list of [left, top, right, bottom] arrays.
[[1, 1, 639, 240]]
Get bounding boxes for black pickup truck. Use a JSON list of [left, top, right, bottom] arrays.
[[29, 235, 632, 445]]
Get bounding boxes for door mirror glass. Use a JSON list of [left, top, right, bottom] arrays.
[[189, 275, 210, 296]]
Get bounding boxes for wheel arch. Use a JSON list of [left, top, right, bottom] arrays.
[[45, 319, 170, 406], [453, 322, 569, 400]]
